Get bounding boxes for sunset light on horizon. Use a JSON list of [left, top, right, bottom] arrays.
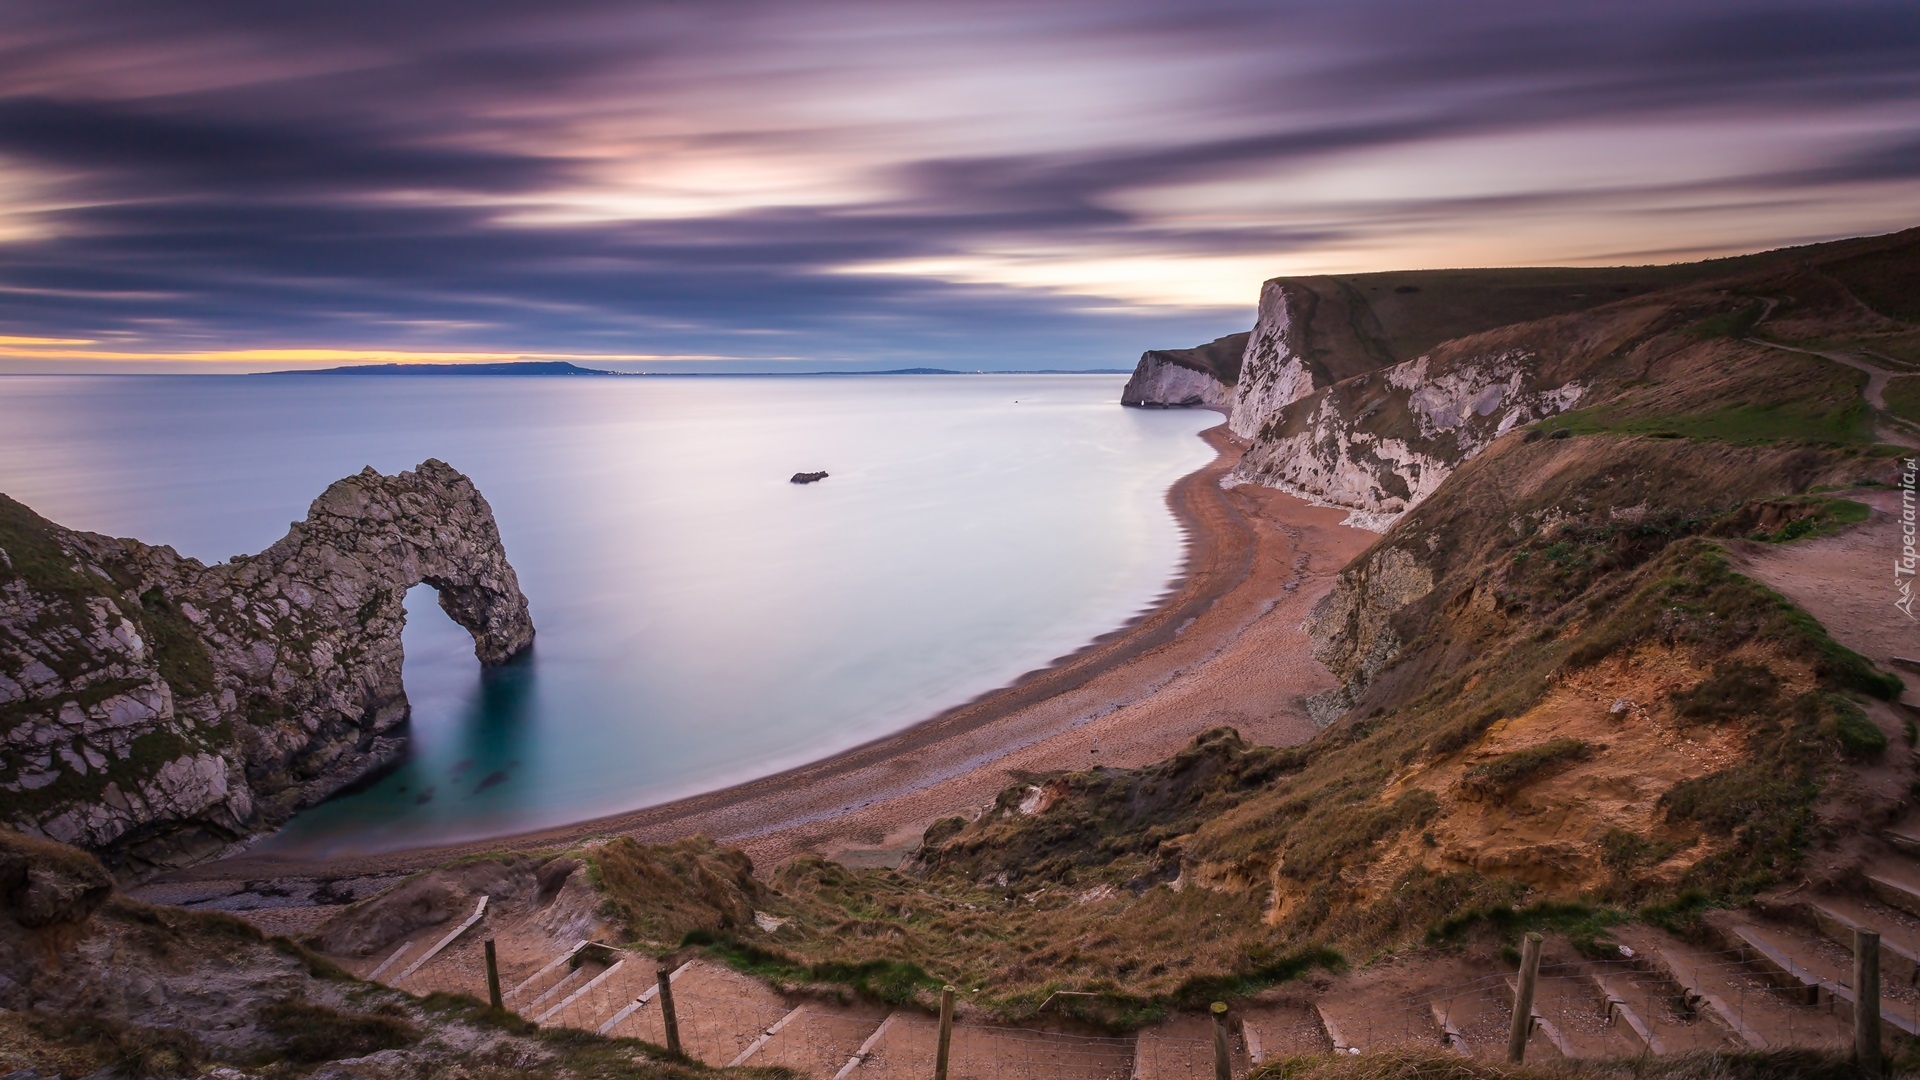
[[1, 0, 1916, 372]]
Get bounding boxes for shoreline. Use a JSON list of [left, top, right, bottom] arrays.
[[151, 420, 1377, 885]]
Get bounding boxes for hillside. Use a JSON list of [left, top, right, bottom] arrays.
[[1227, 227, 1920, 529]]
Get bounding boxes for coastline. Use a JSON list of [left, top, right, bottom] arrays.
[[149, 420, 1377, 886]]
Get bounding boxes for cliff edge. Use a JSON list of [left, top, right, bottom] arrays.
[[0, 460, 533, 877]]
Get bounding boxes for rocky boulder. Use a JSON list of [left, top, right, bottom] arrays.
[[0, 829, 112, 928], [0, 460, 534, 877]]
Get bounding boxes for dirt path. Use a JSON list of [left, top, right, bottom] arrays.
[[153, 422, 1377, 884], [1746, 337, 1920, 447], [1725, 487, 1920, 695]]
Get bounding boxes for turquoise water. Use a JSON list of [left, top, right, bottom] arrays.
[[0, 374, 1214, 853]]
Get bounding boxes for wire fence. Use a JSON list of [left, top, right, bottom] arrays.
[[376, 930, 1912, 1078]]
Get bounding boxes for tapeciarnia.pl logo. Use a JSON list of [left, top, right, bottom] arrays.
[[1899, 457, 1918, 620]]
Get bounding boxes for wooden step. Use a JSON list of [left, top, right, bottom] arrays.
[[1311, 994, 1441, 1053], [1238, 1004, 1332, 1062], [636, 960, 794, 1065], [1585, 957, 1738, 1054], [1650, 945, 1772, 1049], [1801, 894, 1920, 984], [1424, 985, 1542, 1061], [503, 940, 589, 1007], [1710, 913, 1920, 1039], [1588, 972, 1666, 1055], [1885, 820, 1920, 858], [739, 1002, 889, 1076], [1868, 860, 1920, 919]]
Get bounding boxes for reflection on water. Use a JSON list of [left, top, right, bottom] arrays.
[[361, 589, 540, 834], [0, 374, 1214, 853]]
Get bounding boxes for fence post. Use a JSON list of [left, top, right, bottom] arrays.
[[657, 964, 682, 1057], [1856, 928, 1882, 1077], [935, 985, 955, 1080], [1508, 932, 1543, 1064], [484, 938, 503, 1010], [1211, 1001, 1232, 1080]]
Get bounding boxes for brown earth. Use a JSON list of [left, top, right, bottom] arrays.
[[152, 421, 1377, 886]]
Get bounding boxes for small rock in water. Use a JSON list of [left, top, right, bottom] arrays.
[[790, 471, 829, 484]]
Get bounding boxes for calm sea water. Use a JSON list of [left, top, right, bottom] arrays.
[[0, 374, 1214, 854]]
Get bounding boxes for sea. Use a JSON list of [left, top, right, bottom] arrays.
[[0, 373, 1216, 854]]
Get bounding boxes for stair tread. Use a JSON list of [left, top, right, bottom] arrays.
[[1716, 912, 1853, 986], [1516, 972, 1639, 1058], [737, 1002, 891, 1075], [1868, 857, 1920, 893], [1807, 893, 1920, 958], [1588, 969, 1735, 1054], [1619, 923, 1851, 1049], [1312, 995, 1443, 1052], [1715, 913, 1920, 1039]]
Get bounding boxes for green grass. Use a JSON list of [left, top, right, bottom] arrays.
[[1888, 374, 1920, 425], [1670, 663, 1780, 723], [1423, 899, 1623, 949], [1546, 399, 1872, 446], [1691, 300, 1765, 340], [1459, 739, 1594, 798]]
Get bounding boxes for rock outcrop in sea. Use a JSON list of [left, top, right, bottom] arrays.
[[1119, 332, 1247, 407], [0, 459, 533, 876]]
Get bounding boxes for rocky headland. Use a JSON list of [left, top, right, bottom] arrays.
[[0, 460, 532, 878], [1118, 331, 1247, 407], [1133, 230, 1920, 534]]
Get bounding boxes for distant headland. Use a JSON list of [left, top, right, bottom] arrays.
[[251, 361, 1131, 377]]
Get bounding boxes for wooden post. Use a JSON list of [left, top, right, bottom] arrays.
[[1507, 932, 1543, 1064], [1211, 1001, 1232, 1080], [656, 965, 682, 1057], [484, 938, 503, 1010], [1855, 927, 1882, 1076], [934, 985, 955, 1080]]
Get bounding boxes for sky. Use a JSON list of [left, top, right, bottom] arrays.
[[0, 0, 1916, 373]]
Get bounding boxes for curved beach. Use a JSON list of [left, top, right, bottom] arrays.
[[158, 422, 1376, 882]]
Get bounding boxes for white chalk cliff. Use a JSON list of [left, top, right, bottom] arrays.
[[1226, 349, 1586, 531], [1227, 281, 1320, 439], [1121, 332, 1247, 408]]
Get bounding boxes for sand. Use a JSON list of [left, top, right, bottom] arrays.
[[153, 421, 1377, 885]]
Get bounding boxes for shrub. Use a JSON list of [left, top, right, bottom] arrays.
[[256, 999, 417, 1063], [1460, 739, 1594, 798], [1670, 663, 1780, 723], [1817, 696, 1887, 759]]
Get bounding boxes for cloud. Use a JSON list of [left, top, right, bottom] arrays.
[[0, 0, 1914, 369]]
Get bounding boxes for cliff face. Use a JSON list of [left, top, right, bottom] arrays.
[[0, 459, 532, 876], [1226, 282, 1316, 436], [1227, 346, 1588, 530], [1120, 331, 1247, 407]]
